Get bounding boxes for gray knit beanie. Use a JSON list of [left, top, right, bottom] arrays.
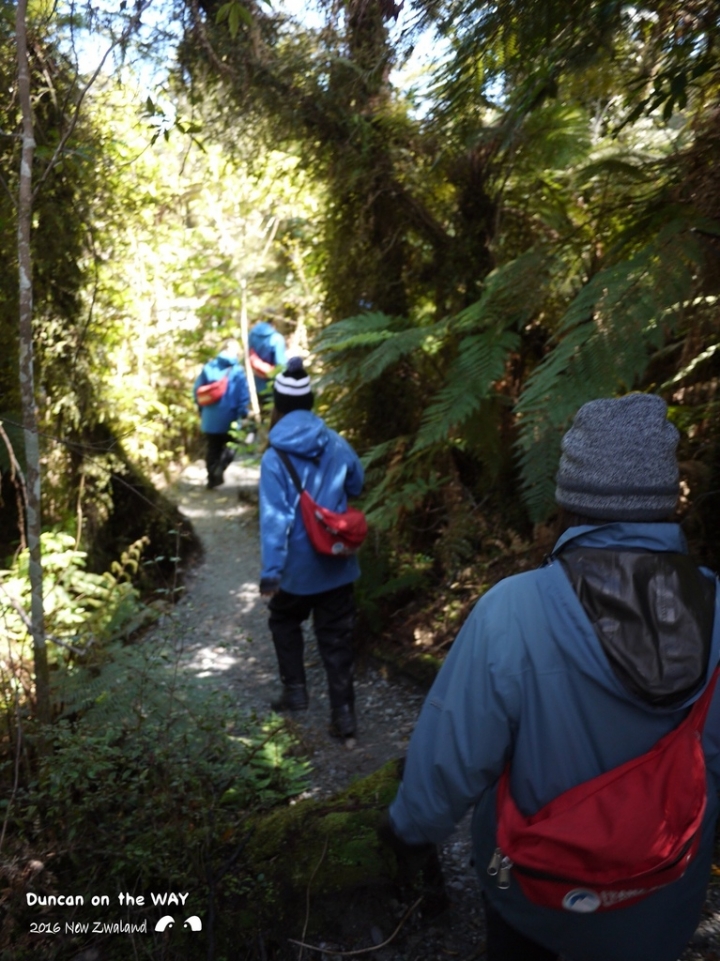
[[555, 394, 680, 521]]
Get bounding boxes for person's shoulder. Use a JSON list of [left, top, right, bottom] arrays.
[[470, 566, 548, 618], [260, 446, 282, 474], [325, 426, 358, 451]]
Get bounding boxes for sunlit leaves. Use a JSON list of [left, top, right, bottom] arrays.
[[216, 1, 254, 39]]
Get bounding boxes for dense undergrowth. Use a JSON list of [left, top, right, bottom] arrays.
[[0, 533, 313, 961]]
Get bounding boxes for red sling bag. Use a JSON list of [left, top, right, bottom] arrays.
[[249, 349, 275, 377], [492, 667, 719, 913], [196, 374, 228, 406], [274, 448, 368, 557]]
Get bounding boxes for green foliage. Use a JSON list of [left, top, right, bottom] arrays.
[[516, 219, 706, 519], [0, 2, 98, 418], [241, 759, 401, 929], [4, 0, 719, 647], [414, 251, 551, 451], [12, 702, 309, 883], [2, 682, 309, 959], [0, 531, 154, 662], [216, 0, 254, 38]]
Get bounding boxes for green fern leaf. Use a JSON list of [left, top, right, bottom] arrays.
[[414, 328, 520, 451], [358, 326, 433, 382], [516, 221, 702, 520], [312, 311, 396, 351]]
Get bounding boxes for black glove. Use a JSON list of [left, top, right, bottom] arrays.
[[377, 810, 449, 914], [377, 809, 436, 879], [259, 577, 280, 597]]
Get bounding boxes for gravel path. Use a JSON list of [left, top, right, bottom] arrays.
[[160, 456, 720, 961]]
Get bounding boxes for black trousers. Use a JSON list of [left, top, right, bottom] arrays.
[[484, 897, 559, 961], [268, 583, 355, 709], [205, 432, 233, 483]]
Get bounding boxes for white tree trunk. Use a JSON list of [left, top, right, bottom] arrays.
[[240, 278, 261, 417], [16, 0, 50, 724]]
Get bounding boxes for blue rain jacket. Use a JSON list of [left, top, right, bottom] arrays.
[[193, 351, 250, 434], [248, 322, 287, 394], [259, 410, 364, 595], [389, 523, 720, 961]]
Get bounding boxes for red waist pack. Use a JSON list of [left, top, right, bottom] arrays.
[[196, 375, 228, 406], [249, 348, 276, 377], [274, 448, 368, 557], [492, 667, 719, 913]]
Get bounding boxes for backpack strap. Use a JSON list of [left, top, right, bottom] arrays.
[[273, 447, 304, 496]]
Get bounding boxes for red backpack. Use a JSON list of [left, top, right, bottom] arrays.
[[274, 448, 368, 557], [196, 375, 228, 407], [492, 667, 719, 913]]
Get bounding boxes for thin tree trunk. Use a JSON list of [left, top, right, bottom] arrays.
[[16, 0, 50, 724], [240, 278, 261, 417]]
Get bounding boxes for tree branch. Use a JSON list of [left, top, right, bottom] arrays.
[[32, 0, 156, 201]]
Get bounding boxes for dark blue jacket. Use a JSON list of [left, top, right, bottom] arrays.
[[193, 351, 250, 434], [389, 523, 720, 961], [259, 410, 364, 595]]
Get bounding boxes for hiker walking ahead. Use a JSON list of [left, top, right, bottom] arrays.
[[258, 357, 364, 740], [193, 338, 250, 489], [248, 318, 287, 402], [382, 394, 720, 961]]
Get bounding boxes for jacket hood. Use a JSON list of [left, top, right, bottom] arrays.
[[551, 523, 718, 710], [268, 410, 329, 460], [204, 351, 239, 375], [553, 522, 689, 555], [249, 322, 275, 345]]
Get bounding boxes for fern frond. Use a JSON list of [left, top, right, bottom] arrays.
[[312, 311, 396, 350], [577, 152, 652, 184], [514, 102, 591, 173], [319, 330, 394, 352], [412, 249, 552, 452], [452, 249, 551, 333], [516, 220, 703, 520], [360, 437, 409, 469], [414, 328, 520, 451], [661, 340, 720, 389], [364, 472, 447, 530], [358, 326, 434, 382]]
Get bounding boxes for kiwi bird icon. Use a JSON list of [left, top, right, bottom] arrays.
[[154, 915, 202, 932]]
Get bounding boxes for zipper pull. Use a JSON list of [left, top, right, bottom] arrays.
[[498, 856, 513, 889], [487, 847, 502, 876]]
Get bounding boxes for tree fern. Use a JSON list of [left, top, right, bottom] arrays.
[[413, 327, 521, 450], [313, 310, 397, 351], [358, 325, 436, 382], [516, 220, 705, 520], [414, 249, 552, 450]]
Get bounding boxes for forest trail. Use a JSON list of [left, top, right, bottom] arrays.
[[156, 453, 489, 958], [157, 455, 720, 961], [162, 454, 430, 797]]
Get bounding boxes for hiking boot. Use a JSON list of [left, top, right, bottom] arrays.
[[270, 684, 309, 712], [207, 469, 224, 489], [330, 704, 357, 739]]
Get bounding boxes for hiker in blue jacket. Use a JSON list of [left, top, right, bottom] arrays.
[[258, 357, 364, 739], [381, 394, 720, 961], [248, 318, 287, 401], [193, 338, 250, 489]]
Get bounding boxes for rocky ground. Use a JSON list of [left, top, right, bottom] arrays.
[[159, 454, 720, 961]]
